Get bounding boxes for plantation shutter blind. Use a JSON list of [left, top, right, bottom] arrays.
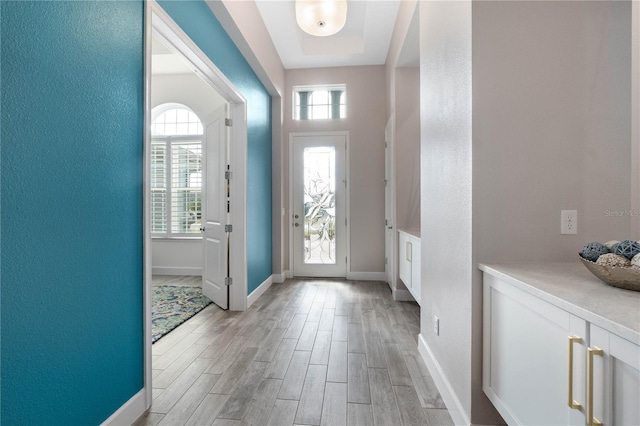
[[171, 142, 202, 234], [151, 142, 167, 233]]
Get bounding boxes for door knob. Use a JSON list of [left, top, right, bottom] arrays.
[[294, 223, 300, 227], [199, 227, 205, 232], [294, 214, 299, 219]]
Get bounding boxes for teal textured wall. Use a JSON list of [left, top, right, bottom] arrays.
[[1, 1, 144, 424], [159, 0, 273, 294], [1, 1, 272, 423]]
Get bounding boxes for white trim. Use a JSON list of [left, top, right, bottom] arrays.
[[392, 288, 415, 302], [143, 0, 153, 411], [346, 272, 386, 282], [152, 267, 202, 276], [285, 270, 294, 279], [272, 270, 289, 284], [101, 389, 147, 426], [247, 275, 274, 308], [418, 334, 470, 426]]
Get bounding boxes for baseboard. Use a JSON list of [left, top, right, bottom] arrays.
[[418, 334, 471, 426], [393, 288, 415, 302], [346, 271, 386, 281], [247, 275, 273, 308], [152, 267, 202, 276], [272, 270, 289, 284], [101, 388, 147, 426]]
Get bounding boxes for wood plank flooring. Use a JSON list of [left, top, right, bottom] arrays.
[[135, 278, 452, 426]]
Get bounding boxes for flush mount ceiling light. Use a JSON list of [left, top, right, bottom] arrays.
[[295, 0, 348, 37]]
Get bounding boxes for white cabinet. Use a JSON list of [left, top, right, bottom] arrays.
[[589, 325, 640, 426], [398, 230, 421, 305], [483, 274, 587, 425], [482, 271, 640, 426]]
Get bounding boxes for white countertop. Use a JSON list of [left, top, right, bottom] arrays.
[[479, 262, 640, 345], [398, 228, 420, 238]]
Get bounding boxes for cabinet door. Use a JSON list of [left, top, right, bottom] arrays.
[[483, 274, 587, 425], [398, 232, 412, 289], [589, 325, 640, 426], [410, 235, 421, 305]]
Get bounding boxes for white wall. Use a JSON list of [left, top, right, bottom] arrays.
[[152, 240, 202, 275], [419, 1, 634, 424], [151, 72, 226, 274], [284, 66, 387, 275], [152, 73, 226, 119]]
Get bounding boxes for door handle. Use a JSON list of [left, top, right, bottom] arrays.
[[294, 223, 300, 227], [199, 227, 205, 232], [294, 214, 299, 219], [587, 346, 604, 426], [567, 335, 583, 410]]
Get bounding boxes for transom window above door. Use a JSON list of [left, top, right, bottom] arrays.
[[151, 104, 203, 238], [293, 85, 346, 120]]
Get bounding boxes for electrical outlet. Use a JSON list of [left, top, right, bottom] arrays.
[[561, 210, 578, 235], [433, 316, 440, 336]]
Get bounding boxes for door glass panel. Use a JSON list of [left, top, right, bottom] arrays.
[[303, 146, 336, 264]]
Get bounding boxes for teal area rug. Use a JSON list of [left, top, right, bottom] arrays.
[[152, 285, 212, 343]]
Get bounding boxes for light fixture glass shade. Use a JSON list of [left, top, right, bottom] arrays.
[[295, 0, 348, 37]]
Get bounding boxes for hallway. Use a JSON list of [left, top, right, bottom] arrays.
[[135, 279, 453, 426]]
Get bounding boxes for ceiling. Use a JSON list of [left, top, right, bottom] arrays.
[[152, 34, 195, 75], [255, 0, 402, 69]]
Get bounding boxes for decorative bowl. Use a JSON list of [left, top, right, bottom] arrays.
[[579, 255, 640, 291]]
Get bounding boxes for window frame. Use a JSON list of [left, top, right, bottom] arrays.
[[292, 84, 347, 121]]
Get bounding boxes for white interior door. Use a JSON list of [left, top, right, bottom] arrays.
[[292, 133, 347, 277], [202, 105, 229, 309], [385, 117, 395, 288]]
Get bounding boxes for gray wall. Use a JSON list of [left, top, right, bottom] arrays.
[[284, 66, 387, 274], [420, 1, 634, 423], [419, 0, 475, 419], [395, 67, 421, 232]]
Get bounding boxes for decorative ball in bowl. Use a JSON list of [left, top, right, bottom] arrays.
[[579, 240, 640, 291]]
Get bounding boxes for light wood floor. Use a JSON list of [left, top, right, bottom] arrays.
[[135, 278, 453, 426]]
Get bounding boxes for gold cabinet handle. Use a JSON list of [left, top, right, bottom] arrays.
[[587, 346, 604, 426], [568, 335, 583, 410]]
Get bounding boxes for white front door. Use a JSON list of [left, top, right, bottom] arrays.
[[292, 133, 347, 277], [202, 105, 229, 309]]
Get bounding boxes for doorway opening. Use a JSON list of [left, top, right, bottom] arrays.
[[144, 1, 248, 406]]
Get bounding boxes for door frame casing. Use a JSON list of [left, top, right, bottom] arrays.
[[384, 115, 397, 293], [288, 131, 350, 278], [143, 0, 248, 408]]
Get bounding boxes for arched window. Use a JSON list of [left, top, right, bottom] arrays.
[[151, 104, 203, 237]]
